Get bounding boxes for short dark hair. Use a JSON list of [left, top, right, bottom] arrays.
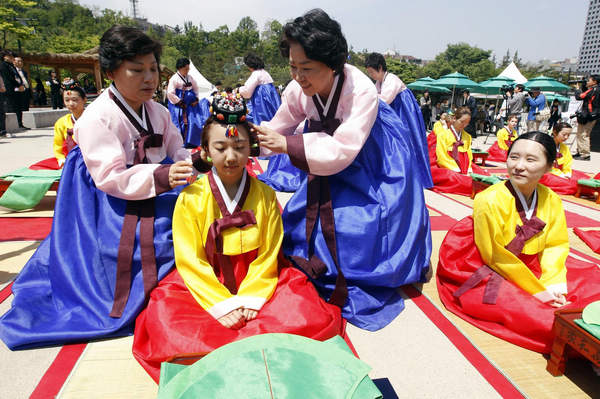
[[455, 106, 471, 119], [99, 25, 162, 73], [552, 121, 572, 136], [279, 8, 348, 74], [175, 57, 190, 70], [590, 74, 599, 84], [508, 131, 556, 167], [244, 53, 265, 70], [515, 84, 525, 91], [462, 89, 470, 95], [364, 53, 386, 72], [63, 85, 87, 99]]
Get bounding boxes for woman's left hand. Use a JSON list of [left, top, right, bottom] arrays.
[[242, 308, 258, 321], [250, 123, 287, 154]]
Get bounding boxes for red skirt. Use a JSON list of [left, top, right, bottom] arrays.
[[436, 216, 600, 353], [430, 163, 489, 197], [29, 157, 62, 170], [132, 264, 344, 382], [486, 141, 508, 162], [574, 227, 600, 253], [539, 170, 590, 195]]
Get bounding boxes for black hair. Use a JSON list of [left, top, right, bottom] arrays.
[[201, 116, 260, 155], [0, 49, 14, 58], [243, 53, 265, 70], [455, 106, 471, 119], [99, 25, 162, 73], [279, 8, 348, 74], [507, 131, 556, 166], [552, 121, 572, 136], [462, 89, 470, 95], [215, 80, 223, 86], [175, 57, 190, 70], [590, 74, 599, 84], [364, 53, 386, 72], [63, 85, 86, 99], [515, 84, 525, 91]]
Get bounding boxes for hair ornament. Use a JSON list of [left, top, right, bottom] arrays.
[[211, 92, 248, 125]]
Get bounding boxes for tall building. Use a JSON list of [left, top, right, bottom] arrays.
[[579, 0, 600, 74]]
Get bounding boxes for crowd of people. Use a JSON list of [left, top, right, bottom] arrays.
[[0, 7, 599, 388]]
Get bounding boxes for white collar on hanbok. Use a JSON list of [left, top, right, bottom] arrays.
[[314, 74, 340, 116], [211, 166, 247, 214], [510, 180, 537, 220], [109, 84, 148, 131]]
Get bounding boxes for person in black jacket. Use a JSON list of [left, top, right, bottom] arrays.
[[548, 99, 561, 131], [460, 89, 478, 138], [573, 75, 600, 161], [47, 70, 63, 109], [0, 49, 27, 129]]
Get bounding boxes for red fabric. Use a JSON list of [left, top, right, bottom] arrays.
[[574, 228, 600, 253], [436, 216, 600, 353], [427, 132, 438, 167], [539, 170, 590, 195], [29, 343, 87, 399], [0, 217, 52, 241], [132, 259, 344, 382], [486, 141, 508, 162], [29, 157, 62, 170]]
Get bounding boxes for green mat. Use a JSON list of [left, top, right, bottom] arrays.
[[158, 334, 382, 399], [577, 179, 600, 188], [0, 168, 62, 210], [574, 319, 600, 340], [470, 173, 503, 185], [472, 149, 488, 154]]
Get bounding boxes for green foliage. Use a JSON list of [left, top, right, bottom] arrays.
[[386, 58, 419, 83], [421, 43, 496, 81], [0, 0, 36, 47]]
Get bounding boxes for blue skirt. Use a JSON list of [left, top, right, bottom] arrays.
[[246, 83, 281, 125], [0, 148, 180, 349], [168, 89, 210, 148], [281, 101, 432, 331], [389, 89, 433, 188]]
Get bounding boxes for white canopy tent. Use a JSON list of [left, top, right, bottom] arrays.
[[188, 60, 215, 99], [497, 62, 528, 84]]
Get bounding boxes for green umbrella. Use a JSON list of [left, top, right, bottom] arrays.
[[415, 77, 436, 82], [545, 93, 570, 103], [524, 75, 570, 92], [407, 81, 450, 93], [431, 72, 481, 105], [473, 76, 515, 94]]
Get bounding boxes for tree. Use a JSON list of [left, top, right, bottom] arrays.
[[386, 58, 419, 83], [421, 43, 496, 81], [0, 0, 36, 48], [500, 49, 511, 68], [512, 50, 522, 68]]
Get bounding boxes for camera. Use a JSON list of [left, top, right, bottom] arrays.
[[500, 84, 513, 98], [567, 79, 586, 85]]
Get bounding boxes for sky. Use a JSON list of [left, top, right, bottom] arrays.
[[77, 0, 589, 63]]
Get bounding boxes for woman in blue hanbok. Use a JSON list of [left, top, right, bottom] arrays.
[[0, 26, 194, 349], [237, 53, 281, 125], [252, 9, 431, 331], [167, 57, 210, 148], [365, 52, 432, 188]]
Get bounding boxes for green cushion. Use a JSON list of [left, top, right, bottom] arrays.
[[574, 319, 600, 340], [470, 173, 503, 185], [577, 179, 600, 188], [158, 334, 382, 399], [472, 150, 488, 155], [0, 168, 62, 210]]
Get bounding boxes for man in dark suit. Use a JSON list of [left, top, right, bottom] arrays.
[[461, 89, 477, 138], [14, 56, 31, 115], [0, 50, 27, 129]]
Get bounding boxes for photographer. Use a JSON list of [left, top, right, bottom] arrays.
[[525, 87, 546, 132], [497, 84, 527, 132], [573, 75, 599, 161]]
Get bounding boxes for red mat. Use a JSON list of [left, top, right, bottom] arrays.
[[0, 217, 52, 241]]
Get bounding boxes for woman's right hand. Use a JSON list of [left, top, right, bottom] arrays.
[[169, 160, 193, 188], [217, 308, 246, 329]]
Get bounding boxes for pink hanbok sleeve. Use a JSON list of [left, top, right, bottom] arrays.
[[166, 74, 181, 105], [238, 71, 260, 99], [379, 73, 405, 104], [75, 94, 189, 201]]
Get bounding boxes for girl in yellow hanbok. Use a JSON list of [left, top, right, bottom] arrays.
[[437, 131, 600, 353], [132, 94, 343, 382], [486, 114, 519, 162]]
